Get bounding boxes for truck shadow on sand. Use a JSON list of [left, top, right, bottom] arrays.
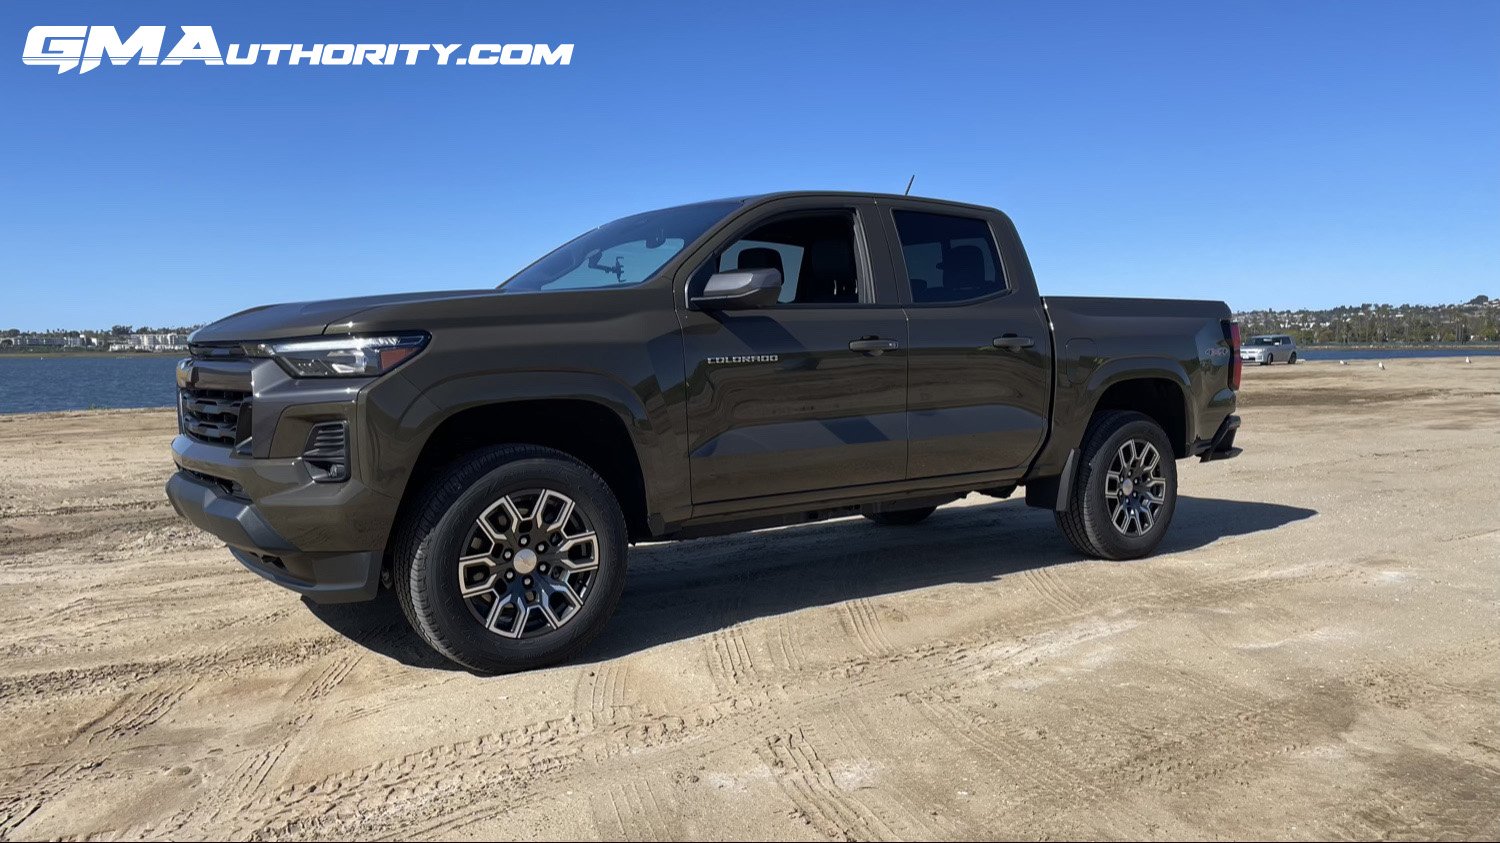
[[304, 496, 1316, 671]]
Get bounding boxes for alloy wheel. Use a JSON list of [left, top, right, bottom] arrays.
[[457, 489, 599, 638], [1103, 438, 1166, 537]]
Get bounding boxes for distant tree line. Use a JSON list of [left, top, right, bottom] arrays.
[[1235, 295, 1499, 345], [2, 325, 198, 337]]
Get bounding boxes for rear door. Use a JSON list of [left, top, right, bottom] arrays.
[[879, 203, 1051, 478], [676, 198, 910, 504]]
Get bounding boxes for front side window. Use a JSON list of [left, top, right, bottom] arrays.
[[892, 210, 1006, 303], [700, 211, 864, 305], [500, 200, 742, 292]]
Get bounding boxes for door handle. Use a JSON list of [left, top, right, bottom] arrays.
[[992, 334, 1035, 350], [849, 338, 900, 355]]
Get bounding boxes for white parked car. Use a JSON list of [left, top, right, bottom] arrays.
[[1240, 334, 1298, 365]]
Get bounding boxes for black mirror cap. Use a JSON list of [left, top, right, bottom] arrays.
[[690, 268, 784, 310]]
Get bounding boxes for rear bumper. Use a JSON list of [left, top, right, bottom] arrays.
[[166, 468, 382, 603], [1194, 414, 1241, 462]]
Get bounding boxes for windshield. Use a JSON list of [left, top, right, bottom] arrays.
[[499, 200, 743, 292]]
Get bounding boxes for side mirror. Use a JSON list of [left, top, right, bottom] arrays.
[[690, 268, 783, 310]]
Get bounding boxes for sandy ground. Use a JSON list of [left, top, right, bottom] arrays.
[[0, 359, 1496, 841]]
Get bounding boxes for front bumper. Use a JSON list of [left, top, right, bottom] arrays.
[[166, 469, 383, 603]]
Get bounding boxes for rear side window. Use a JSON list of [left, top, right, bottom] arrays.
[[892, 210, 1005, 303]]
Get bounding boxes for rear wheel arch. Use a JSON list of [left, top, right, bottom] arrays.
[[1088, 376, 1190, 458]]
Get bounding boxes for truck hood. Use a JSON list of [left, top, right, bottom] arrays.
[[189, 290, 496, 343]]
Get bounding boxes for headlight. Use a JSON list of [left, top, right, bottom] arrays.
[[248, 333, 428, 378]]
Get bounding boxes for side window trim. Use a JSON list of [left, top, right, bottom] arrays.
[[688, 206, 884, 308]]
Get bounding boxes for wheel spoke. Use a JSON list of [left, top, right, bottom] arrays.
[[536, 578, 582, 628], [486, 591, 530, 638], [458, 554, 498, 597], [551, 531, 599, 572], [537, 490, 575, 533]]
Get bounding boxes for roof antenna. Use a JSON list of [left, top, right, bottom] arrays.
[[903, 175, 916, 196]]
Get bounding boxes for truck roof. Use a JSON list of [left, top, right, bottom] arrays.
[[733, 191, 1001, 214]]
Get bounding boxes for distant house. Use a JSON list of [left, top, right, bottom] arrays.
[[134, 330, 186, 349]]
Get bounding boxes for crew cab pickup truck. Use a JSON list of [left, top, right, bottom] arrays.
[[167, 192, 1242, 673]]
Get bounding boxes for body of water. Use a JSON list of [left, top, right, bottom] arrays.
[[1, 346, 1497, 413], [0, 356, 183, 414]]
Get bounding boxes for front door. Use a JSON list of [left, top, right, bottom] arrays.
[[678, 203, 909, 503]]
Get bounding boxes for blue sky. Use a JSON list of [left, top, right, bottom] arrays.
[[2, 1, 1496, 330]]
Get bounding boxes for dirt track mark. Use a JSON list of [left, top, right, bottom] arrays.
[[837, 598, 895, 656], [0, 636, 346, 705], [706, 624, 764, 694], [761, 726, 899, 841], [768, 619, 806, 673], [293, 652, 362, 705], [0, 497, 172, 521], [591, 774, 681, 841], [908, 693, 1168, 837], [79, 681, 191, 745], [575, 660, 633, 729], [1023, 565, 1087, 613]]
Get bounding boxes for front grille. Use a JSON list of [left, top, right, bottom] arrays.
[[190, 343, 247, 360], [180, 387, 252, 446]]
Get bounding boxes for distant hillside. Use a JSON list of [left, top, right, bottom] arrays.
[[1235, 295, 1499, 344]]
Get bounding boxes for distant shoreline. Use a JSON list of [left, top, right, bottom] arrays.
[[0, 350, 184, 360], [1304, 343, 1500, 350]]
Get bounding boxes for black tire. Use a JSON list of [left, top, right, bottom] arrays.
[[1261, 353, 1273, 365], [1054, 410, 1178, 560], [390, 445, 628, 674], [1288, 352, 1297, 364], [864, 506, 937, 526]]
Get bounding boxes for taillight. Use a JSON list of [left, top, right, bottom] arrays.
[[1226, 321, 1242, 390]]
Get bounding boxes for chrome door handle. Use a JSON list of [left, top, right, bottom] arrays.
[[992, 335, 1035, 350], [849, 338, 900, 355]]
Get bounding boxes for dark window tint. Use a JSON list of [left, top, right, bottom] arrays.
[[706, 212, 862, 304], [892, 210, 1005, 303]]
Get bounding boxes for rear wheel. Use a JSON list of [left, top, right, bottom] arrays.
[[390, 445, 627, 673], [864, 506, 937, 526], [1055, 411, 1178, 560]]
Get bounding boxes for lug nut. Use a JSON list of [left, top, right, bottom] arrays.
[[538, 563, 549, 573], [523, 577, 533, 586], [519, 536, 528, 546], [505, 571, 515, 580], [537, 543, 547, 552]]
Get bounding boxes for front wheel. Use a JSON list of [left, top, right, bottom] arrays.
[[1288, 352, 1297, 364], [1055, 411, 1178, 560], [1261, 353, 1273, 365], [390, 445, 628, 674]]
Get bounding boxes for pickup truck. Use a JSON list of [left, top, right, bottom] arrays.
[[167, 191, 1242, 673]]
